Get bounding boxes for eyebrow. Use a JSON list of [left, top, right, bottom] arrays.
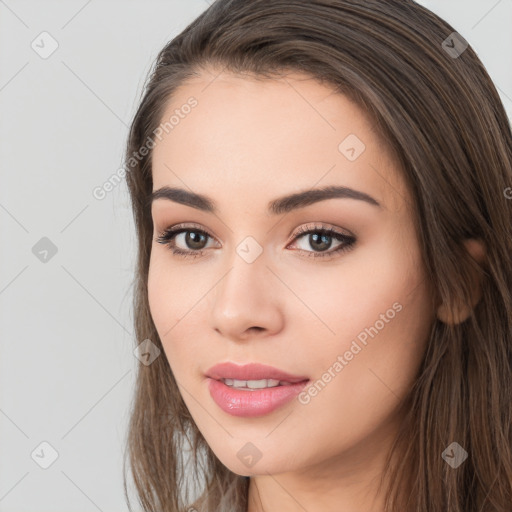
[[149, 185, 381, 215]]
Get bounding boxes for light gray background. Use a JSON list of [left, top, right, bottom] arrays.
[[1, 1, 511, 511]]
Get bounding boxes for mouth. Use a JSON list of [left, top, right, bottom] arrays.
[[218, 377, 308, 390], [206, 376, 310, 417], [205, 361, 309, 385], [204, 362, 310, 417]]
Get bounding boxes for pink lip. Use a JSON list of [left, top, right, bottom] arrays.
[[205, 362, 309, 383], [207, 378, 309, 417], [205, 362, 309, 417]]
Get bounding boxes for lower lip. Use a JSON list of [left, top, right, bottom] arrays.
[[207, 378, 309, 417]]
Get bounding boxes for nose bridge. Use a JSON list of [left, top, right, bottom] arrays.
[[216, 243, 269, 314], [210, 241, 282, 337]]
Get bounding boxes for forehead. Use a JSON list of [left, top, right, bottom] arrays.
[[151, 70, 409, 213]]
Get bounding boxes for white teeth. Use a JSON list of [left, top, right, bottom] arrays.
[[223, 378, 282, 389]]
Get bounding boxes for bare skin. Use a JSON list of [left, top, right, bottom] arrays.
[[147, 69, 438, 512]]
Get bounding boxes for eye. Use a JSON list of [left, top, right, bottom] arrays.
[[287, 223, 356, 259], [155, 223, 217, 259], [155, 222, 356, 260]]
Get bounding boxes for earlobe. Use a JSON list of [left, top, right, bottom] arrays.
[[436, 238, 487, 325]]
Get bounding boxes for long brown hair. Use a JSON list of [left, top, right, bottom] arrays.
[[122, 1, 512, 510]]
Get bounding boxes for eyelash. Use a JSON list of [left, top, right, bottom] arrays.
[[155, 222, 356, 260]]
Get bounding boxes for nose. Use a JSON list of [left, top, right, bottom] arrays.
[[210, 252, 284, 341]]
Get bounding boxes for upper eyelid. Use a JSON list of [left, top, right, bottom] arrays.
[[293, 222, 353, 237], [158, 222, 213, 236], [159, 222, 352, 244]]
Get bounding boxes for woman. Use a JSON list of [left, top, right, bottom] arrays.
[[123, 1, 512, 510]]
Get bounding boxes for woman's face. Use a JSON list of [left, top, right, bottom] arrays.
[[148, 69, 435, 479]]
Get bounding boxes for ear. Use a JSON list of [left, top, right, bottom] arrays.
[[436, 238, 487, 325]]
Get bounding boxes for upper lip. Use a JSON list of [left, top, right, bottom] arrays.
[[206, 362, 309, 383]]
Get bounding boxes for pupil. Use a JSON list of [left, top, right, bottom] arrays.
[[310, 233, 331, 252], [186, 231, 207, 250]]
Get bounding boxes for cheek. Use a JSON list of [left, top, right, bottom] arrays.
[[289, 271, 432, 464], [147, 254, 208, 377], [147, 255, 166, 328], [294, 233, 432, 398], [147, 252, 191, 329], [283, 234, 425, 345], [147, 254, 182, 358]]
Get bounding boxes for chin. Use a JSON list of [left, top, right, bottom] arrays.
[[215, 451, 300, 478]]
